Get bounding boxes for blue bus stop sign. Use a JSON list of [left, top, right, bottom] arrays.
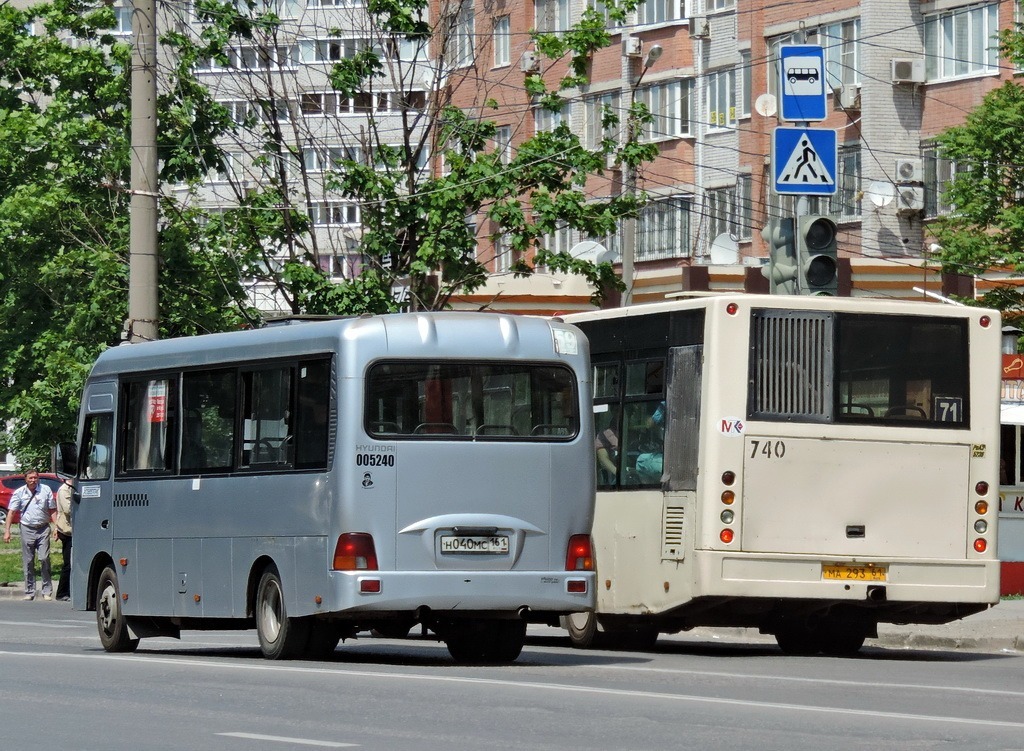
[[778, 45, 827, 122]]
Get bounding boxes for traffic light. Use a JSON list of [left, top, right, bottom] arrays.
[[761, 218, 798, 294], [796, 215, 838, 295]]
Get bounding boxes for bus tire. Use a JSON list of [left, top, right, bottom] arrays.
[[483, 620, 527, 663], [562, 611, 598, 649], [303, 619, 342, 660], [774, 621, 824, 656], [444, 619, 526, 664], [256, 568, 309, 660], [818, 617, 868, 657], [96, 565, 139, 653]]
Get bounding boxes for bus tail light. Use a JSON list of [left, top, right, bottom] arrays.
[[566, 535, 594, 571], [974, 538, 988, 553], [333, 533, 378, 571]]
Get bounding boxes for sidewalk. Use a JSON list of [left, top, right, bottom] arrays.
[[4, 578, 1023, 653]]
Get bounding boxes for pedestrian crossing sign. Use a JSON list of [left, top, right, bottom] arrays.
[[772, 127, 837, 196]]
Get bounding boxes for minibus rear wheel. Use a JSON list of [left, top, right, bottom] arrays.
[[255, 567, 309, 659]]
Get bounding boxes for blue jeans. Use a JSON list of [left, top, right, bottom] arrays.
[[20, 525, 52, 597]]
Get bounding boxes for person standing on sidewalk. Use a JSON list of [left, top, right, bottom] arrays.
[[2, 470, 57, 601], [53, 476, 73, 601]]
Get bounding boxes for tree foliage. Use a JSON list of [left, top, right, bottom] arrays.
[[931, 24, 1024, 316], [0, 0, 254, 467]]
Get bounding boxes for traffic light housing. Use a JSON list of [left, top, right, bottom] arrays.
[[796, 215, 839, 295], [761, 218, 798, 295]]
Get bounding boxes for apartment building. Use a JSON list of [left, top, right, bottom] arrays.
[[76, 0, 1018, 313]]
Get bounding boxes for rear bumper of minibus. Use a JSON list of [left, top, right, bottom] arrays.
[[698, 553, 1001, 605], [322, 570, 597, 615]]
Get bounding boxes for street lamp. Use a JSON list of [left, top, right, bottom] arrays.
[[620, 43, 662, 307]]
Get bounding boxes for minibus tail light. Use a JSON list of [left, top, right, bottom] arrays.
[[333, 533, 378, 571], [566, 534, 594, 571]]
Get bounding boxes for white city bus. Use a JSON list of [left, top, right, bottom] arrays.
[[58, 312, 595, 662], [562, 295, 1001, 655]]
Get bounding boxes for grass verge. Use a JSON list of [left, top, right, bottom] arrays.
[[0, 530, 64, 586]]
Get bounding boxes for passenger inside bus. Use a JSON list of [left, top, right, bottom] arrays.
[[595, 406, 619, 484], [634, 401, 665, 484]]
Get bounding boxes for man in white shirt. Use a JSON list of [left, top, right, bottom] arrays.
[[2, 470, 57, 601]]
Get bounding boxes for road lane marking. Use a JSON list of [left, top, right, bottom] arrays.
[[217, 732, 357, 747], [2, 649, 1024, 730]]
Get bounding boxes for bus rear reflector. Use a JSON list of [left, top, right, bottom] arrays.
[[333, 533, 379, 571], [360, 579, 382, 594], [567, 580, 587, 593], [566, 535, 594, 571]]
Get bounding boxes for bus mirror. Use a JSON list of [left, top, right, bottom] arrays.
[[54, 441, 78, 477]]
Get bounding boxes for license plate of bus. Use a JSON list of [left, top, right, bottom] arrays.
[[822, 564, 887, 582], [440, 535, 510, 554]]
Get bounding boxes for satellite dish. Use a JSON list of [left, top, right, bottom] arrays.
[[866, 181, 895, 207], [754, 93, 777, 118], [709, 233, 739, 265], [570, 240, 614, 262]]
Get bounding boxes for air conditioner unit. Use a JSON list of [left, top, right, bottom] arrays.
[[689, 15, 710, 39], [891, 58, 925, 85], [520, 51, 540, 73], [622, 36, 642, 58], [897, 185, 925, 213], [895, 158, 923, 183], [834, 86, 860, 111]]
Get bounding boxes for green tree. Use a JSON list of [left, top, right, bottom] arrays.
[[0, 0, 256, 466], [931, 24, 1024, 314]]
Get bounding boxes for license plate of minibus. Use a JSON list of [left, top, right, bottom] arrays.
[[440, 535, 510, 554], [822, 564, 887, 581]]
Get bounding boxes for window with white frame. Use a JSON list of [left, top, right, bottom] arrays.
[[637, 197, 691, 260], [822, 19, 860, 88], [637, 80, 692, 140], [708, 0, 735, 8], [494, 15, 510, 67], [493, 232, 514, 273], [535, 101, 569, 132], [585, 91, 622, 149], [924, 3, 999, 80], [589, 0, 622, 29], [300, 37, 368, 63], [708, 68, 737, 130], [308, 202, 361, 226], [109, 6, 132, 36], [737, 50, 751, 119], [210, 152, 242, 183], [536, 0, 570, 34], [302, 145, 363, 172], [307, 0, 364, 6], [220, 99, 289, 124], [300, 90, 426, 116], [637, 0, 682, 26], [227, 45, 299, 69], [923, 143, 966, 217], [494, 126, 512, 165], [829, 143, 861, 220], [706, 178, 752, 243], [541, 222, 572, 256], [450, 0, 475, 67], [242, 0, 299, 17]]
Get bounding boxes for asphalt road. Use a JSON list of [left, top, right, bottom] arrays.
[[3, 600, 1024, 751]]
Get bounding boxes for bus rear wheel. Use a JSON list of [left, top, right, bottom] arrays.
[[96, 566, 139, 653], [444, 619, 526, 664], [562, 611, 598, 649], [256, 568, 309, 660]]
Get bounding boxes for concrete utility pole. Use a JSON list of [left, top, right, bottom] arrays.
[[126, 0, 160, 343], [620, 42, 662, 307]]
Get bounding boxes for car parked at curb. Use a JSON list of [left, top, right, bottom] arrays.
[[0, 473, 62, 526]]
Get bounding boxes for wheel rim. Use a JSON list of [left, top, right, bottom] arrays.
[[98, 581, 118, 636], [567, 612, 591, 633], [259, 579, 283, 643]]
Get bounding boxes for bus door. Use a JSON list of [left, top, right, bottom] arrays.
[[71, 383, 117, 610]]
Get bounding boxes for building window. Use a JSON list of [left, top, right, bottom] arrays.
[[924, 3, 999, 80], [493, 232, 513, 273], [542, 222, 572, 256], [451, 0, 475, 67], [535, 102, 569, 132], [822, 19, 860, 88], [494, 15, 510, 67], [637, 197, 691, 260], [829, 143, 861, 220], [637, 0, 683, 26], [637, 80, 692, 140], [585, 91, 622, 149], [923, 143, 965, 217], [307, 0, 364, 6], [536, 0, 570, 35], [300, 38, 368, 64], [737, 50, 751, 119], [308, 202, 361, 226], [708, 68, 737, 130], [706, 178, 752, 243], [494, 125, 512, 165], [589, 0, 622, 29], [708, 0, 735, 8]]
